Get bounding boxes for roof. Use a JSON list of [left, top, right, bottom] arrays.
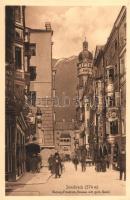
[[93, 45, 104, 65], [94, 45, 104, 59], [26, 27, 53, 35], [60, 133, 71, 138], [104, 6, 126, 53]]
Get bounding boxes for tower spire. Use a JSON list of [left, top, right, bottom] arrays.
[[83, 37, 88, 51]]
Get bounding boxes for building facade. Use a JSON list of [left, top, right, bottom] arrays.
[[75, 7, 126, 167], [54, 121, 75, 157], [5, 6, 31, 181], [93, 6, 126, 167], [27, 24, 54, 149]]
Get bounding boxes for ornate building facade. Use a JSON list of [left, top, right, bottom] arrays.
[[75, 6, 126, 167], [93, 6, 126, 167]]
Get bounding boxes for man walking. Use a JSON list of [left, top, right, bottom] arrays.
[[53, 152, 62, 178], [80, 147, 87, 172], [118, 151, 126, 181], [73, 155, 79, 171]]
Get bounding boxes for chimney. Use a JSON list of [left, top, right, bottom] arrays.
[[45, 22, 51, 31]]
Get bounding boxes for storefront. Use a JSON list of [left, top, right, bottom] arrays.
[[5, 112, 27, 181]]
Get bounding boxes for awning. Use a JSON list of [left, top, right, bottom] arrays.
[[26, 143, 40, 154]]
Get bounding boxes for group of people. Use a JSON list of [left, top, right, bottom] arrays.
[[72, 147, 88, 172], [26, 153, 42, 173], [30, 153, 42, 173], [72, 155, 108, 173], [72, 148, 126, 182], [48, 152, 63, 178], [25, 138, 126, 181], [95, 156, 109, 172]]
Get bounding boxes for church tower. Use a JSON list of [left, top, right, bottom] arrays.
[[76, 38, 93, 149]]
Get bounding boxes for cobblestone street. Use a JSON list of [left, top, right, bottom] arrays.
[[6, 162, 126, 196]]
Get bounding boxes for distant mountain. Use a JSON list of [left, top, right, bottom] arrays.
[[52, 56, 78, 122]]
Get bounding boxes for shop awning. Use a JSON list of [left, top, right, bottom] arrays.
[[26, 143, 40, 154]]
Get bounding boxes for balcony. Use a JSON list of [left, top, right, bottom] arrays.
[[78, 67, 92, 76]]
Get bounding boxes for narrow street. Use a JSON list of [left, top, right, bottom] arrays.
[[5, 6, 126, 198], [6, 162, 125, 196]]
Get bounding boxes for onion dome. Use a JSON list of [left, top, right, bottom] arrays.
[[78, 38, 93, 62]]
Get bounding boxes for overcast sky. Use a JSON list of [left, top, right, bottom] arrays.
[[25, 6, 121, 59]]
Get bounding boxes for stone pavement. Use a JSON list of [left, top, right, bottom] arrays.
[[5, 162, 126, 196], [6, 166, 52, 196]]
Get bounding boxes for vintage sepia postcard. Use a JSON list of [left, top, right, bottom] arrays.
[[0, 0, 130, 199]]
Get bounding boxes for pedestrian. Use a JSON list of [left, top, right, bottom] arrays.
[[105, 155, 110, 169], [118, 151, 126, 181], [53, 152, 62, 178], [101, 157, 107, 172], [80, 147, 87, 172], [36, 153, 42, 173], [81, 159, 86, 172], [31, 154, 37, 173], [95, 155, 101, 172], [73, 155, 79, 171], [48, 154, 54, 174]]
